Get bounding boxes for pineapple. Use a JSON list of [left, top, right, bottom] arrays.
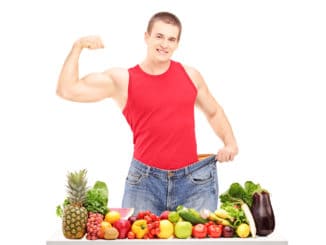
[[62, 169, 89, 239]]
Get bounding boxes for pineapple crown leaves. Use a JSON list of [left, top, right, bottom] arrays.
[[66, 169, 89, 206]]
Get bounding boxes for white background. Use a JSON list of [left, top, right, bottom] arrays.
[[0, 0, 325, 244]]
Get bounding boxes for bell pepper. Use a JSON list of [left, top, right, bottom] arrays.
[[131, 219, 148, 239]]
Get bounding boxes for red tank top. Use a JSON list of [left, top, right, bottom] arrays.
[[123, 60, 198, 170]]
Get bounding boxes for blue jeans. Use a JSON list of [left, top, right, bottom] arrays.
[[122, 155, 218, 216]]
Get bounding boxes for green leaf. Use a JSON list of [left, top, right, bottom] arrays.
[[56, 205, 63, 218], [84, 181, 109, 215]]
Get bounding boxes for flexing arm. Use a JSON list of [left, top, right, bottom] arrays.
[[185, 66, 238, 162], [56, 36, 118, 103]]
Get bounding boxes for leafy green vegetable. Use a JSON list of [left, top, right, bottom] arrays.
[[56, 199, 69, 218], [84, 181, 109, 215], [56, 205, 63, 218], [244, 181, 262, 198], [220, 203, 246, 226], [219, 180, 264, 207], [93, 181, 109, 203]]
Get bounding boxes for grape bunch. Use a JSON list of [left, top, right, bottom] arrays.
[[136, 210, 160, 239], [86, 212, 104, 240]]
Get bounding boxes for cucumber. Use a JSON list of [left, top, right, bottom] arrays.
[[177, 205, 207, 225]]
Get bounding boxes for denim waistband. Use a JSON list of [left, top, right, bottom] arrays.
[[130, 155, 217, 178]]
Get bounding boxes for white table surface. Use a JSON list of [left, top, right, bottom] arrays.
[[47, 231, 288, 245]]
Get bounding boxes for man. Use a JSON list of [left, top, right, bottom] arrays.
[[57, 12, 238, 215]]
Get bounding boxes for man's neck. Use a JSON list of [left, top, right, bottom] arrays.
[[140, 59, 171, 75]]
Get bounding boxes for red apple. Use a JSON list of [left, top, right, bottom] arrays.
[[128, 215, 137, 224], [113, 219, 131, 239], [159, 210, 170, 220]]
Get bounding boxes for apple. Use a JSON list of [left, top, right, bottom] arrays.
[[157, 220, 174, 239], [128, 215, 137, 224], [192, 223, 207, 238], [113, 219, 131, 239], [159, 210, 170, 220], [174, 221, 193, 239]]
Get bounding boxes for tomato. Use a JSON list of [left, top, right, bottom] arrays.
[[205, 221, 215, 227], [192, 224, 207, 238], [144, 215, 152, 223], [207, 224, 223, 238], [97, 229, 105, 239], [127, 231, 135, 239], [137, 211, 145, 219]]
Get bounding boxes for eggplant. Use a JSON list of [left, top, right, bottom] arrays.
[[251, 191, 275, 236]]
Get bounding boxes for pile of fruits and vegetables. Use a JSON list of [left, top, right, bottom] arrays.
[[56, 169, 275, 240]]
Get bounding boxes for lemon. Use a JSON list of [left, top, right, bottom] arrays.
[[236, 223, 250, 238]]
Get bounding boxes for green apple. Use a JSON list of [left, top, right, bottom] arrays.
[[168, 211, 180, 223], [174, 221, 193, 239]]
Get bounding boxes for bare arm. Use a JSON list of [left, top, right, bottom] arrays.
[[56, 36, 124, 103], [185, 66, 238, 162]]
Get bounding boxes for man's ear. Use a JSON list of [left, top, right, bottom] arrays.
[[144, 32, 149, 42]]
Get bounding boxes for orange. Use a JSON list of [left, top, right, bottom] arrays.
[[109, 207, 135, 219], [105, 210, 121, 224], [100, 221, 112, 232]]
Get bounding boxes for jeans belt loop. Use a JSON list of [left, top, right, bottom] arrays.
[[145, 165, 151, 176], [184, 165, 190, 176]]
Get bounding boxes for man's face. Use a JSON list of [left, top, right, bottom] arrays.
[[145, 21, 180, 62]]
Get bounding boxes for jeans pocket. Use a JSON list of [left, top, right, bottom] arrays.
[[125, 167, 144, 185], [189, 164, 214, 185]]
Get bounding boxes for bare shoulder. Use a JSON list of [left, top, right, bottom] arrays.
[[103, 67, 129, 108], [104, 67, 129, 86], [182, 64, 206, 89]]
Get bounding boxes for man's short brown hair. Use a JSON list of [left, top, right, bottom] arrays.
[[147, 12, 182, 41]]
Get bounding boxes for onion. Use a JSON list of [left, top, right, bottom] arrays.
[[199, 208, 211, 219]]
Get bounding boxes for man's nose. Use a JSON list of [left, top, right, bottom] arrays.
[[160, 38, 168, 48]]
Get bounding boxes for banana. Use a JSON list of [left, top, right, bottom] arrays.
[[209, 212, 232, 226], [214, 209, 234, 222]]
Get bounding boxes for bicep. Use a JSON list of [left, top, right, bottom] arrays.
[[71, 72, 114, 102]]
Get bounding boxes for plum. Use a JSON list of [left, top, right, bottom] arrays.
[[222, 226, 234, 238]]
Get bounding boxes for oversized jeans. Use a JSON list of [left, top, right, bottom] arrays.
[[122, 155, 218, 216]]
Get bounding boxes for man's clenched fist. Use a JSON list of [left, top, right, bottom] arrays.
[[74, 35, 104, 50]]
